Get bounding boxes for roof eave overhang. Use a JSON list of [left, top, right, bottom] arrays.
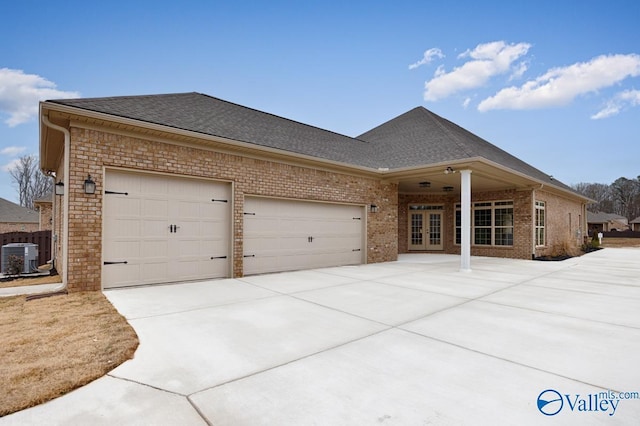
[[39, 102, 382, 179], [380, 157, 593, 203], [38, 102, 593, 204]]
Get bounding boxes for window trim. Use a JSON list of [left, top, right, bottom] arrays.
[[455, 200, 514, 247], [535, 200, 546, 247]]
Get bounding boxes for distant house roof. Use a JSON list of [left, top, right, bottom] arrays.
[[587, 211, 628, 224], [49, 92, 575, 194], [34, 191, 53, 204], [0, 198, 39, 223], [630, 217, 640, 224]]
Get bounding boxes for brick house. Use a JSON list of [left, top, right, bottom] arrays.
[[33, 192, 53, 231], [39, 93, 590, 291], [587, 211, 630, 232], [0, 197, 39, 233]]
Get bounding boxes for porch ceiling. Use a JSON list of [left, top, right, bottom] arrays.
[[390, 160, 541, 195]]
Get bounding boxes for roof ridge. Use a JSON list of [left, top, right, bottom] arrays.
[[416, 108, 476, 158]]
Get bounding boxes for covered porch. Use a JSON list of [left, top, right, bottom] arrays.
[[383, 159, 589, 270]]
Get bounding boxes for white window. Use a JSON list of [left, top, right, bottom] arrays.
[[455, 201, 514, 246], [535, 201, 546, 246]]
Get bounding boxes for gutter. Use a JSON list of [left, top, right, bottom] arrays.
[[40, 113, 69, 291]]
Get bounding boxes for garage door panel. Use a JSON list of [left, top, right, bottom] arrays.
[[143, 199, 169, 217], [103, 264, 140, 288], [141, 176, 168, 195], [104, 240, 140, 259], [142, 220, 168, 238], [103, 171, 231, 288], [106, 197, 141, 217], [243, 198, 364, 275]]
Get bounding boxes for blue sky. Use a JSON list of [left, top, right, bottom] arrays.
[[1, 0, 639, 203]]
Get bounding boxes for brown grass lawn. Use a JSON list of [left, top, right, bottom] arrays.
[[600, 237, 640, 248], [0, 292, 138, 417]]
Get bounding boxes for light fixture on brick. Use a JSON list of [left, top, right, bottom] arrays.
[[55, 181, 64, 196], [84, 175, 96, 194]]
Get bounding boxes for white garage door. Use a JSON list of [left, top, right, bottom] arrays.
[[103, 170, 231, 288], [243, 197, 365, 275]]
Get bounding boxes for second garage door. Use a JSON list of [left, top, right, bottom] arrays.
[[103, 170, 231, 288], [243, 197, 365, 275]]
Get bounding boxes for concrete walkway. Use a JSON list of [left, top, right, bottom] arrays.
[[3, 249, 640, 424]]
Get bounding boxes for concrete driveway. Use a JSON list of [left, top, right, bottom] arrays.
[[3, 248, 640, 425]]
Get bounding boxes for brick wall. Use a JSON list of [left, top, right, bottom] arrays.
[[61, 127, 398, 291], [534, 189, 585, 257], [398, 189, 534, 260], [35, 202, 53, 231], [0, 222, 39, 233]]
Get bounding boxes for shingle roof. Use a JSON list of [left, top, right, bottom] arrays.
[[50, 92, 377, 168], [50, 92, 572, 190], [631, 217, 640, 224], [357, 107, 570, 190], [0, 198, 39, 223], [588, 211, 628, 223]]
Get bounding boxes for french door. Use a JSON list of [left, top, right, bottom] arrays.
[[408, 209, 443, 251]]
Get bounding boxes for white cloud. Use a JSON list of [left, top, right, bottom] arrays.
[[509, 61, 529, 81], [0, 146, 27, 156], [591, 89, 640, 119], [478, 54, 640, 112], [0, 68, 80, 127], [462, 97, 471, 109], [1, 158, 21, 172], [423, 41, 531, 101], [408, 48, 444, 70]]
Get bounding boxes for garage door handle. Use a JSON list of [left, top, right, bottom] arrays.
[[211, 256, 227, 259], [104, 261, 128, 265]]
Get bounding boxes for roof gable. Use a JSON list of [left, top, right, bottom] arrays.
[[0, 198, 39, 223], [357, 107, 571, 191], [48, 92, 579, 194]]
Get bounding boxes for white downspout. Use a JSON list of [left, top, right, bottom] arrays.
[[41, 114, 69, 290]]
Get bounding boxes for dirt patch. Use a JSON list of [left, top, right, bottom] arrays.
[[0, 292, 138, 417]]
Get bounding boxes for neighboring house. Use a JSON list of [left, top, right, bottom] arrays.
[[630, 217, 640, 232], [33, 191, 53, 231], [39, 92, 591, 291], [587, 211, 629, 233], [0, 197, 39, 233]]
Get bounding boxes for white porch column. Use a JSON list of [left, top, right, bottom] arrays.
[[460, 169, 472, 272]]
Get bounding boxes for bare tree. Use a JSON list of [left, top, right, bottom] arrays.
[[610, 177, 640, 221], [8, 155, 52, 210], [572, 182, 614, 213]]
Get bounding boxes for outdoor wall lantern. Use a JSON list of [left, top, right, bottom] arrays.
[[84, 175, 96, 194], [370, 204, 379, 213], [444, 166, 455, 174], [55, 181, 64, 196]]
